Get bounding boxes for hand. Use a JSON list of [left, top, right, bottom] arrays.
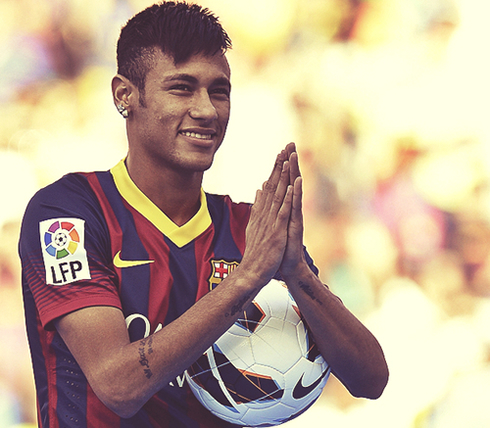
[[280, 143, 307, 278], [241, 148, 293, 285]]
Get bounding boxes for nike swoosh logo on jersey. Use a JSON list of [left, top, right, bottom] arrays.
[[113, 251, 154, 268], [292, 368, 329, 400]]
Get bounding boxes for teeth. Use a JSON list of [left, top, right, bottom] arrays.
[[181, 131, 212, 140]]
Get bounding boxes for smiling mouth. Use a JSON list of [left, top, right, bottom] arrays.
[[180, 131, 213, 140]]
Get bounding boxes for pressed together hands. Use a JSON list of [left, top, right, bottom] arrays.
[[242, 142, 307, 285]]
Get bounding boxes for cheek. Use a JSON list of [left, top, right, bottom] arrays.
[[154, 111, 183, 135], [151, 98, 185, 121], [218, 104, 231, 128]]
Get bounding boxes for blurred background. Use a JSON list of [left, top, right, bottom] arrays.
[[1, 0, 490, 427]]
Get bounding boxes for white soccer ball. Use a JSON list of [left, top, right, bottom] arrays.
[[186, 279, 330, 427]]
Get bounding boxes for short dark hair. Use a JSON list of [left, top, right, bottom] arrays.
[[116, 1, 232, 99]]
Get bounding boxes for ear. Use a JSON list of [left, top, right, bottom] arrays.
[[112, 74, 136, 114]]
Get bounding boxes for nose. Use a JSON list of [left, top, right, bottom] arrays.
[[189, 90, 218, 121]]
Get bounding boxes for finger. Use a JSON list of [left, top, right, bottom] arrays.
[[284, 177, 304, 264], [252, 161, 289, 221], [289, 152, 301, 186], [286, 142, 296, 159], [276, 184, 294, 227], [270, 160, 291, 214], [284, 143, 300, 186], [253, 188, 263, 207], [250, 187, 268, 221], [264, 150, 287, 194], [291, 176, 303, 225]]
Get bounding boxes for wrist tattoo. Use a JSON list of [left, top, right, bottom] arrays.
[[226, 290, 254, 317], [138, 336, 154, 379], [299, 281, 323, 306]]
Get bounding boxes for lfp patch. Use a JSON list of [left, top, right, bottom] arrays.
[[40, 218, 91, 286]]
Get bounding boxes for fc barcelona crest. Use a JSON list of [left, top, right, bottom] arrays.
[[209, 259, 239, 290]]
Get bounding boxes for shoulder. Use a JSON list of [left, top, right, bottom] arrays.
[[25, 172, 99, 213], [20, 171, 108, 250], [205, 192, 252, 222], [205, 192, 252, 211]]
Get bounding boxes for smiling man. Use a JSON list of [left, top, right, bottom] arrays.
[[19, 2, 388, 428], [118, 50, 232, 226]]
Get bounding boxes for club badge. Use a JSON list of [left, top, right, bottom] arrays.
[[208, 259, 239, 290]]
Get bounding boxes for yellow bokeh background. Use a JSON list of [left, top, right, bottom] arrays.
[[1, 0, 490, 427]]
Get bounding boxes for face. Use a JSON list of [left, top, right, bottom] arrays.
[[127, 50, 231, 174]]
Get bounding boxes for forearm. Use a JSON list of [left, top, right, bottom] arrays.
[[282, 262, 389, 399], [57, 265, 265, 418], [128, 264, 263, 387]]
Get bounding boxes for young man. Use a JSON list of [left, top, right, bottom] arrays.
[[19, 2, 388, 427]]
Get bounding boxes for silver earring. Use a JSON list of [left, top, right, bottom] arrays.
[[117, 104, 129, 118]]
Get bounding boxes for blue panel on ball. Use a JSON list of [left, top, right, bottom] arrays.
[[187, 352, 235, 409], [235, 301, 265, 333]]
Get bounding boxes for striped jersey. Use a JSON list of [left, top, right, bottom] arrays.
[[19, 160, 318, 428]]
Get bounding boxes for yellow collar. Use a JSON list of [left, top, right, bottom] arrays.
[[110, 160, 211, 248]]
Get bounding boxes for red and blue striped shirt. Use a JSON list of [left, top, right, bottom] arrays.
[[19, 160, 318, 428]]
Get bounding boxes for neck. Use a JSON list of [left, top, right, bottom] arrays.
[[125, 156, 204, 227]]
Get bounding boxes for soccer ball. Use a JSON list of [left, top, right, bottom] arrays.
[[186, 279, 330, 427]]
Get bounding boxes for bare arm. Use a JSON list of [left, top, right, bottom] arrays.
[[280, 143, 389, 399], [55, 268, 267, 418], [283, 263, 389, 399]]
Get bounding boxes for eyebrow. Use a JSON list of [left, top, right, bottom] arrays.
[[164, 73, 198, 83], [164, 73, 231, 89]]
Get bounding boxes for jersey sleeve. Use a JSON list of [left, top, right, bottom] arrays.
[[19, 173, 122, 329], [303, 246, 320, 277]]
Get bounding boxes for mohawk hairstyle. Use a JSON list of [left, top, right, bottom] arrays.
[[116, 1, 232, 100]]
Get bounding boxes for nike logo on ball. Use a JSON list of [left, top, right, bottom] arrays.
[[113, 251, 154, 268], [293, 368, 330, 399]]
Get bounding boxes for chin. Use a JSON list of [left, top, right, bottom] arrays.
[[181, 159, 215, 173]]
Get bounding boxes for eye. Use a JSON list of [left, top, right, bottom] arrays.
[[169, 84, 193, 93], [210, 87, 231, 99]]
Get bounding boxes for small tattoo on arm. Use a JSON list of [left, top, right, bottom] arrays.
[[299, 281, 323, 306], [138, 337, 154, 379], [226, 291, 254, 317]]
